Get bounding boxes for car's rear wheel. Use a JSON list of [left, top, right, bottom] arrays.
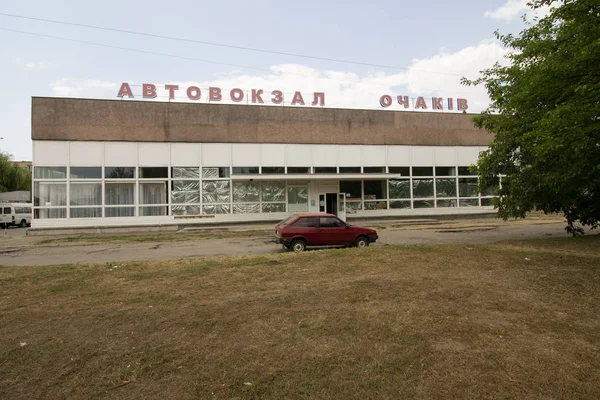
[[354, 236, 369, 248], [290, 239, 306, 252], [20, 220, 27, 228]]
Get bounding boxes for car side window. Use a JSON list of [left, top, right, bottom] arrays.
[[2, 207, 10, 214], [319, 217, 345, 228], [291, 217, 318, 228]]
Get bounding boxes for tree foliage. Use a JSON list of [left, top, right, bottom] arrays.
[[464, 0, 600, 235], [0, 151, 32, 193]]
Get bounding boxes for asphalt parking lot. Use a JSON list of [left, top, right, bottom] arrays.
[[1, 215, 593, 267]]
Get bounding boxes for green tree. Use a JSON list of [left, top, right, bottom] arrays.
[[0, 151, 32, 193], [464, 0, 600, 235]]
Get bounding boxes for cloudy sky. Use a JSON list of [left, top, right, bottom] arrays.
[[1, 0, 544, 160]]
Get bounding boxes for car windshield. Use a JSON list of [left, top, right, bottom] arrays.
[[277, 215, 297, 226]]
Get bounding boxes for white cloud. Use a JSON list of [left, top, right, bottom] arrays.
[[484, 0, 552, 22], [51, 79, 118, 97], [48, 39, 510, 113], [13, 58, 48, 70]]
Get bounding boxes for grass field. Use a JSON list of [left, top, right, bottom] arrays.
[[1, 235, 599, 399]]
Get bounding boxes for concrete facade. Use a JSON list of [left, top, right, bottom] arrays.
[[32, 97, 492, 146]]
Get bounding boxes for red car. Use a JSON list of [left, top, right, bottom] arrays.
[[274, 213, 378, 252]]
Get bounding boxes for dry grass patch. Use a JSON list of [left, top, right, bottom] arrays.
[[1, 236, 599, 399]]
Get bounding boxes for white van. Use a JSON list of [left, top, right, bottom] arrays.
[[0, 203, 32, 228]]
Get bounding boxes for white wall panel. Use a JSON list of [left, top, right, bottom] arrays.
[[232, 144, 260, 166], [411, 146, 434, 166], [34, 141, 69, 166], [338, 145, 361, 166], [104, 142, 137, 166], [361, 146, 386, 166], [433, 147, 456, 166], [260, 144, 285, 166], [285, 144, 311, 166], [311, 145, 337, 166], [201, 143, 231, 166], [170, 143, 200, 166], [69, 142, 103, 166], [457, 147, 481, 166], [387, 146, 410, 166], [139, 143, 169, 166]]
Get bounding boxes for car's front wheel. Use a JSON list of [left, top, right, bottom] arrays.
[[290, 239, 306, 252], [354, 236, 369, 248]]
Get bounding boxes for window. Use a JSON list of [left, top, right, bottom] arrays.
[[140, 167, 168, 179], [389, 180, 410, 199], [389, 167, 410, 176], [319, 217, 345, 228], [458, 166, 474, 176], [291, 217, 318, 228], [314, 167, 336, 174], [70, 167, 101, 179], [459, 178, 479, 197], [232, 167, 259, 175], [363, 180, 386, 200], [172, 167, 199, 178], [435, 167, 456, 176], [105, 167, 135, 179], [139, 182, 168, 205], [2, 207, 10, 214], [412, 179, 434, 198], [287, 167, 310, 174], [171, 181, 200, 204], [339, 167, 361, 174], [202, 167, 230, 178], [232, 181, 260, 202], [412, 167, 433, 177], [435, 179, 457, 198], [262, 167, 284, 174], [35, 167, 66, 179], [288, 187, 308, 212], [363, 167, 385, 173], [202, 181, 231, 203], [340, 181, 361, 200], [105, 183, 135, 205], [70, 182, 101, 206], [34, 182, 67, 207]]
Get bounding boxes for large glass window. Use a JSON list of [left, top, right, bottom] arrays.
[[339, 167, 361, 174], [340, 181, 361, 200], [105, 167, 135, 179], [435, 167, 456, 176], [458, 166, 474, 176], [287, 167, 310, 174], [172, 167, 199, 179], [389, 167, 410, 176], [70, 208, 102, 218], [232, 167, 259, 175], [34, 182, 67, 207], [232, 181, 260, 202], [171, 181, 200, 204], [35, 167, 66, 179], [203, 167, 230, 178], [70, 182, 101, 206], [202, 181, 231, 203], [412, 167, 433, 177], [262, 181, 285, 202], [105, 183, 135, 205], [288, 186, 308, 212], [412, 179, 434, 198], [435, 178, 457, 198], [459, 178, 479, 197], [139, 182, 168, 205], [314, 167, 337, 174], [140, 167, 168, 179], [363, 167, 385, 173], [389, 179, 410, 199], [363, 180, 386, 200], [262, 167, 284, 174], [70, 167, 102, 179]]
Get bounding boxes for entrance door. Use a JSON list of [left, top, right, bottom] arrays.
[[338, 193, 346, 222], [318, 193, 339, 215]]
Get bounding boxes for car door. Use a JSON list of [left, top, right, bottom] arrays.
[[289, 217, 320, 245], [317, 216, 352, 245]]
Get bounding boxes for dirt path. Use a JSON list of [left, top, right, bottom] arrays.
[[1, 217, 589, 267]]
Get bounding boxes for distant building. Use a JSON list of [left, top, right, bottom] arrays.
[[13, 161, 32, 173], [0, 191, 31, 202]]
